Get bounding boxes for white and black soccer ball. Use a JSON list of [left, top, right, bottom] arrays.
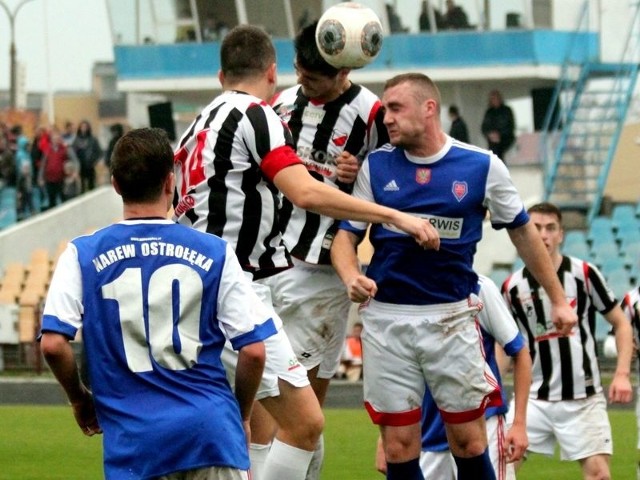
[[315, 2, 384, 69]]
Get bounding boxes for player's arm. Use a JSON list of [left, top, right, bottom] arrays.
[[235, 340, 266, 439], [504, 345, 531, 463], [331, 229, 377, 303], [40, 333, 101, 436], [604, 305, 634, 403], [507, 222, 577, 334], [271, 161, 439, 250]]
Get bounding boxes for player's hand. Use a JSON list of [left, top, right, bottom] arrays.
[[374, 436, 387, 475], [504, 421, 528, 463], [347, 275, 377, 303], [71, 387, 102, 437], [608, 372, 633, 404], [551, 302, 577, 335], [336, 152, 360, 184], [395, 214, 440, 251]]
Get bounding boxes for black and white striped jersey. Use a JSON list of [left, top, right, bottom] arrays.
[[502, 255, 618, 401], [621, 286, 640, 376], [271, 83, 387, 264], [173, 90, 302, 278]]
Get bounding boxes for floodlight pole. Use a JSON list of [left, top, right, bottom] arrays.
[[0, 0, 35, 110]]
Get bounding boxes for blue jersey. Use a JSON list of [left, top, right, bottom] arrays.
[[41, 219, 275, 479], [421, 275, 526, 451], [340, 137, 529, 304]]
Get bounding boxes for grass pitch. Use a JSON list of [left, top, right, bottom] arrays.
[[0, 406, 636, 479]]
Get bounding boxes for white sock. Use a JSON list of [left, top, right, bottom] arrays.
[[305, 434, 324, 480], [250, 442, 271, 480], [262, 438, 314, 480]]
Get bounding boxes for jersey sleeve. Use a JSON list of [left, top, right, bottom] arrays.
[[41, 243, 84, 339], [484, 155, 529, 229], [242, 103, 301, 182], [337, 158, 373, 236], [584, 261, 618, 314], [477, 275, 524, 356], [217, 243, 276, 350]]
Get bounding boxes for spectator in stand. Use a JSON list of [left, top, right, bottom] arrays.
[[339, 322, 363, 382], [39, 129, 77, 210], [481, 90, 516, 161], [72, 120, 103, 193], [0, 133, 17, 189], [61, 121, 75, 147], [419, 1, 445, 32], [386, 4, 408, 33], [15, 136, 34, 220], [62, 158, 81, 201], [31, 126, 50, 211], [104, 123, 124, 169], [443, 0, 471, 29], [448, 105, 469, 143]]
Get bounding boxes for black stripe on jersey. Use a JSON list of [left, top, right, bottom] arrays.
[[507, 283, 538, 365], [522, 268, 557, 400], [374, 107, 390, 146], [179, 112, 202, 149], [205, 107, 242, 239], [246, 104, 275, 159], [286, 93, 310, 147]]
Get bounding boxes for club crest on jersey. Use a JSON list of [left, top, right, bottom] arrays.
[[332, 131, 348, 147], [452, 181, 468, 201], [415, 168, 431, 184]]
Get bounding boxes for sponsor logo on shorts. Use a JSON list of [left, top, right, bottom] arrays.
[[288, 358, 302, 371]]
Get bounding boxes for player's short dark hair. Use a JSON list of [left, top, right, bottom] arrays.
[[527, 202, 563, 223], [111, 128, 173, 203], [448, 105, 459, 116], [295, 21, 340, 77], [221, 25, 275, 82], [384, 73, 441, 112]]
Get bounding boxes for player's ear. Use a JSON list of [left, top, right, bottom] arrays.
[[218, 70, 225, 87], [111, 176, 121, 195], [165, 172, 175, 196]]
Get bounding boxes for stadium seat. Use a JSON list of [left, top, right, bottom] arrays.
[[489, 267, 511, 288], [605, 269, 633, 298], [611, 204, 637, 230], [599, 256, 630, 278], [589, 242, 620, 268], [616, 222, 640, 244]]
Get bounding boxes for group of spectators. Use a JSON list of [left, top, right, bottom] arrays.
[[0, 120, 124, 224], [448, 89, 516, 160], [419, 0, 473, 32]]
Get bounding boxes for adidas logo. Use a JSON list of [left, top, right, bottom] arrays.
[[384, 180, 399, 191]]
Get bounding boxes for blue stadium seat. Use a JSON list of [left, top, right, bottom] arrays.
[[605, 269, 633, 299], [616, 222, 640, 244], [564, 230, 588, 247], [599, 256, 630, 278], [587, 216, 616, 247], [589, 242, 620, 268], [594, 315, 611, 341], [611, 204, 637, 230]]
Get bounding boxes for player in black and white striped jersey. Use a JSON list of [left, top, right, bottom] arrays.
[[262, 21, 388, 479], [173, 25, 439, 480], [502, 202, 633, 479]]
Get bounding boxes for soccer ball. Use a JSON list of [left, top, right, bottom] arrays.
[[315, 2, 384, 69]]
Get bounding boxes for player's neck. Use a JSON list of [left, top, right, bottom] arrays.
[[123, 203, 169, 221]]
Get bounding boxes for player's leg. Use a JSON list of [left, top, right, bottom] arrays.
[[421, 296, 500, 480], [359, 301, 426, 480], [553, 394, 612, 480], [578, 454, 611, 480], [259, 379, 324, 480]]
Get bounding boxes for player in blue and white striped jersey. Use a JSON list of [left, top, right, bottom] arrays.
[[502, 202, 633, 480], [172, 26, 439, 480], [332, 73, 576, 480], [40, 128, 270, 480]]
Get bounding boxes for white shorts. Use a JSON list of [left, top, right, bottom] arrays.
[[419, 450, 455, 480], [221, 277, 309, 400], [258, 260, 351, 379], [487, 415, 516, 480], [507, 394, 612, 461], [160, 467, 249, 480], [360, 297, 500, 425]]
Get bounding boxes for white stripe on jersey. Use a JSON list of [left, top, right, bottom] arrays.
[[503, 256, 617, 401], [173, 91, 292, 275], [621, 286, 640, 372], [272, 84, 385, 264]]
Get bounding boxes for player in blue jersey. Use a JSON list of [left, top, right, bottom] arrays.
[[40, 128, 272, 480], [331, 73, 577, 480], [376, 275, 531, 480]]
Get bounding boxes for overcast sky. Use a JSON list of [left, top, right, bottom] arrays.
[[0, 0, 113, 93]]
